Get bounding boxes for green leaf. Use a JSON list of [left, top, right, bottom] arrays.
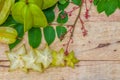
[[72, 0, 82, 6], [95, 0, 118, 16], [14, 23, 24, 38], [57, 11, 68, 24], [43, 26, 55, 45], [118, 0, 120, 8], [97, 0, 107, 13], [105, 0, 118, 16], [56, 26, 67, 40], [28, 28, 42, 48], [43, 8, 55, 23], [9, 39, 21, 50], [93, 0, 99, 5], [57, 1, 69, 10], [59, 0, 67, 4], [1, 15, 17, 26], [9, 23, 24, 50]]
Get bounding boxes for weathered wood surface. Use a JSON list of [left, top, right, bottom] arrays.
[[1, 3, 120, 80]]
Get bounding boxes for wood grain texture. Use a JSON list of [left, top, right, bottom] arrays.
[[0, 3, 120, 80]]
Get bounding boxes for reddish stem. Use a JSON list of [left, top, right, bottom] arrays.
[[66, 7, 79, 16], [79, 16, 88, 36], [64, 2, 83, 55]]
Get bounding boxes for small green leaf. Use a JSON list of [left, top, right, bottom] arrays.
[[9, 39, 21, 50], [97, 0, 107, 13], [15, 23, 24, 38], [72, 0, 82, 6], [28, 28, 42, 48], [105, 0, 118, 16], [43, 8, 55, 23], [9, 23, 24, 50], [57, 11, 68, 24], [59, 0, 67, 4], [57, 1, 69, 10], [93, 0, 99, 5], [1, 15, 17, 26], [118, 0, 120, 8], [43, 26, 55, 45], [56, 26, 67, 40]]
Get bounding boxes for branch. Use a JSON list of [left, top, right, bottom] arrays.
[[64, 4, 83, 55]]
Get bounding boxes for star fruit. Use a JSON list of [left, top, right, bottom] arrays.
[[22, 47, 42, 72], [51, 48, 65, 67], [35, 45, 53, 69], [6, 45, 27, 72], [65, 51, 79, 68]]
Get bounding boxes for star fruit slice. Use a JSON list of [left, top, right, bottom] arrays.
[[6, 45, 27, 72]]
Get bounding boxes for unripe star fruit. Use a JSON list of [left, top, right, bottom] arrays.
[[65, 51, 79, 68], [20, 0, 43, 8], [11, 0, 48, 32], [42, 0, 58, 10], [0, 0, 15, 25], [0, 27, 18, 44], [51, 48, 65, 67], [20, 0, 58, 10]]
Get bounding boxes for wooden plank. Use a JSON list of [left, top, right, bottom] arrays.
[[1, 61, 120, 80]]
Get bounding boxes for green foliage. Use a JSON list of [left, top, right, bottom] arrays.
[[57, 1, 69, 10], [93, 0, 99, 5], [43, 7, 55, 23], [97, 0, 107, 13], [1, 16, 24, 50], [119, 0, 120, 8], [105, 0, 118, 16], [94, 0, 120, 16], [28, 28, 42, 48], [72, 0, 82, 6], [59, 0, 67, 4], [9, 23, 24, 50], [43, 26, 56, 45], [56, 26, 67, 40], [1, 15, 16, 26], [57, 11, 68, 24]]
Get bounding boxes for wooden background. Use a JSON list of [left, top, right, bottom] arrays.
[[1, 3, 120, 80]]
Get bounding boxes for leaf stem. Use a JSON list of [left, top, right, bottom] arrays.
[[65, 4, 83, 55], [71, 5, 82, 37]]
